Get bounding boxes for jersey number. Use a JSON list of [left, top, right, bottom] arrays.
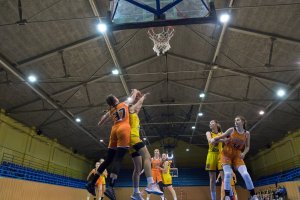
[[113, 108, 126, 121]]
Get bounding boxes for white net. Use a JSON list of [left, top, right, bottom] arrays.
[[148, 27, 175, 56]]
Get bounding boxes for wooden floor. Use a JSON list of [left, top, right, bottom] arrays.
[[0, 177, 299, 200]]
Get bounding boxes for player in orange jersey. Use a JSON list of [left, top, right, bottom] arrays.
[[86, 89, 139, 200], [147, 149, 165, 200], [212, 115, 258, 200]]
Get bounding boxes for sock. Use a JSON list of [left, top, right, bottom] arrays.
[[225, 190, 230, 197], [249, 189, 255, 196], [160, 195, 164, 200], [108, 176, 117, 187], [230, 188, 233, 196], [211, 191, 216, 200], [147, 177, 154, 185], [134, 187, 139, 193]]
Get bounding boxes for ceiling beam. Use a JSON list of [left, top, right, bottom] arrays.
[[249, 78, 300, 132], [169, 81, 300, 118], [40, 80, 166, 127], [187, 0, 235, 145], [7, 55, 158, 112], [228, 25, 300, 46], [0, 56, 103, 147], [15, 35, 101, 67], [10, 99, 300, 114], [168, 53, 291, 86], [89, 0, 130, 95]]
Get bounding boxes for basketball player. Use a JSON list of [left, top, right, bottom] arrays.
[[217, 171, 238, 200], [147, 149, 165, 200], [129, 92, 163, 200], [86, 162, 100, 200], [97, 159, 108, 200], [205, 120, 224, 200], [86, 89, 139, 200], [211, 115, 258, 200], [161, 153, 177, 200]]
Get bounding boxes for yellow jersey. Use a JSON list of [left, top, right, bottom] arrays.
[[100, 174, 106, 184], [162, 161, 172, 185], [129, 113, 140, 137], [208, 132, 223, 153]]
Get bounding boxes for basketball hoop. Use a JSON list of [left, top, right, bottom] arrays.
[[148, 26, 175, 56]]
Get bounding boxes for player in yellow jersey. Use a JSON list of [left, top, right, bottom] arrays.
[[206, 120, 224, 200], [129, 92, 163, 200], [87, 161, 107, 200], [96, 159, 108, 200], [161, 153, 177, 200], [212, 116, 258, 200]]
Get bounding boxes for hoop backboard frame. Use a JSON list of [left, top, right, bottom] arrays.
[[106, 0, 217, 31], [170, 168, 178, 177]]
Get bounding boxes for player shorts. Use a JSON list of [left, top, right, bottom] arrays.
[[108, 123, 131, 148], [221, 151, 245, 168], [205, 152, 222, 171], [152, 169, 162, 182]]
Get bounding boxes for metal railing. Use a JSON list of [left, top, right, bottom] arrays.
[[0, 146, 85, 180]]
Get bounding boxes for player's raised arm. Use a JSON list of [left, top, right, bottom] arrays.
[[97, 111, 110, 127]]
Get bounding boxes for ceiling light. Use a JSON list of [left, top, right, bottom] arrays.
[[100, 139, 104, 142], [112, 69, 119, 75], [191, 126, 196, 129], [28, 75, 37, 83], [186, 148, 190, 152], [97, 23, 107, 33], [198, 112, 203, 117], [259, 110, 265, 115], [199, 93, 205, 98], [219, 13, 230, 23], [277, 89, 286, 97], [143, 137, 147, 141], [75, 117, 81, 123]]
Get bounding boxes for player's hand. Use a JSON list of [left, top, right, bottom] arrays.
[[240, 152, 245, 159], [210, 138, 216, 144], [131, 89, 138, 93]]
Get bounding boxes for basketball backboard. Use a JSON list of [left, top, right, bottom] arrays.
[[107, 0, 215, 31]]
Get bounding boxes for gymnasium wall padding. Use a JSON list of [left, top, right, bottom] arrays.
[[248, 129, 300, 178], [0, 109, 93, 180]]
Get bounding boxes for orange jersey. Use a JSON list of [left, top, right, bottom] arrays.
[[109, 102, 129, 125], [223, 129, 247, 157], [151, 158, 162, 182], [151, 158, 161, 171]]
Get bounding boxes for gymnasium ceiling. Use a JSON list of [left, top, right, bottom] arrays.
[[0, 0, 299, 161]]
